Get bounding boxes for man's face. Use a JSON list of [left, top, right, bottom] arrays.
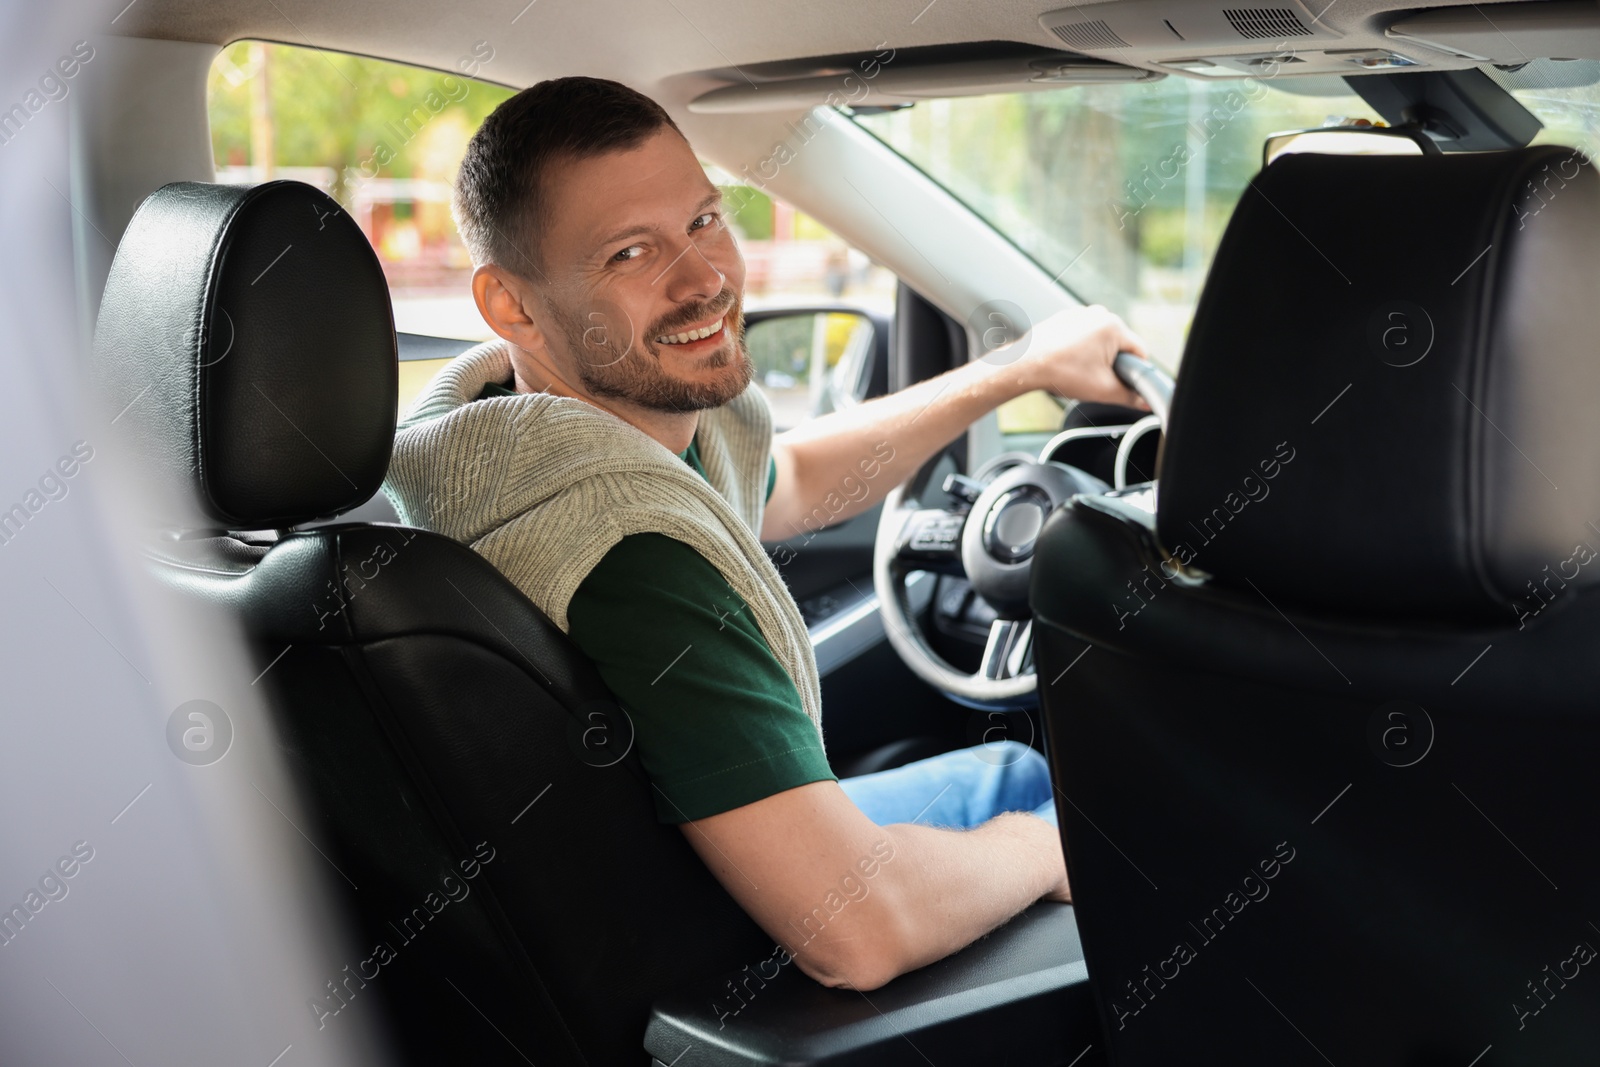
[[530, 125, 751, 413]]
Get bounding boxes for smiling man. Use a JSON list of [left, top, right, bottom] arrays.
[[382, 76, 1149, 991]]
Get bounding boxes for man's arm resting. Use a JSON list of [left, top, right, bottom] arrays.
[[680, 779, 1069, 992]]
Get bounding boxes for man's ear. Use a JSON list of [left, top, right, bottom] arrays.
[[472, 264, 550, 356]]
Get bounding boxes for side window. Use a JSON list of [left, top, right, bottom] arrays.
[[711, 169, 894, 432], [207, 44, 896, 424], [207, 40, 513, 412], [996, 390, 1068, 438]]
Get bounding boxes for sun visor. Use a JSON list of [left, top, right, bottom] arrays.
[[688, 47, 1160, 114], [1388, 1, 1600, 63]]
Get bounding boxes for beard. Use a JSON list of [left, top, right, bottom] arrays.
[[545, 288, 753, 414]]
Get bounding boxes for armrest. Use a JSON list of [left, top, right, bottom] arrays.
[[644, 901, 1101, 1066]]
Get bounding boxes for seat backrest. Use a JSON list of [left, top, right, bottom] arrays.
[[1033, 146, 1600, 1065], [92, 181, 771, 1065]]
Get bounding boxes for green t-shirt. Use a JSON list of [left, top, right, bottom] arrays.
[[476, 380, 835, 822]]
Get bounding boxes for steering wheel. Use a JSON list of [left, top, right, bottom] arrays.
[[871, 353, 1175, 708]]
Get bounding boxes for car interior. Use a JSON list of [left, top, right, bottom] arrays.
[[11, 0, 1600, 1062]]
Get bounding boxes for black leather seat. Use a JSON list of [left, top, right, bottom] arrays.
[[1032, 145, 1600, 1064], [90, 180, 774, 1065]]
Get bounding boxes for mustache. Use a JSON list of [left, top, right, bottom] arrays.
[[649, 292, 738, 339]]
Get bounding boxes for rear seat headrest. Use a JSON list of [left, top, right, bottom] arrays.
[[1157, 145, 1600, 621]]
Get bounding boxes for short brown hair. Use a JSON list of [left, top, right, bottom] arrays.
[[452, 76, 682, 281]]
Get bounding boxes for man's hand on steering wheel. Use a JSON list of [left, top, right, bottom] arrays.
[[1007, 304, 1153, 410], [871, 301, 1173, 708]]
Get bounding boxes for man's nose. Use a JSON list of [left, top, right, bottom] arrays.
[[659, 238, 725, 305]]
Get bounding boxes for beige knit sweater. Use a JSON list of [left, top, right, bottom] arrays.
[[380, 339, 823, 738]]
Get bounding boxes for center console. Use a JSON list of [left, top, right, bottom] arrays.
[[645, 902, 1103, 1066]]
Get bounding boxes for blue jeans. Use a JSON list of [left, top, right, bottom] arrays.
[[838, 741, 1059, 828]]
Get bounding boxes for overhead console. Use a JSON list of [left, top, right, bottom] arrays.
[[1038, 0, 1431, 77], [1036, 0, 1600, 81]]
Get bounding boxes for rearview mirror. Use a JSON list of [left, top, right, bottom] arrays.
[[1263, 124, 1438, 168]]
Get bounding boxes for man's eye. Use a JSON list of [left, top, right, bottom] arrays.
[[612, 245, 644, 263], [690, 212, 720, 232]]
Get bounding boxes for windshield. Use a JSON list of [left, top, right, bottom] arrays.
[[852, 66, 1600, 369]]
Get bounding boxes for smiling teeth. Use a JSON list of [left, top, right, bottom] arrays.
[[657, 317, 723, 345]]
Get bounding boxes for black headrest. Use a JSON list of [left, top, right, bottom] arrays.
[[1157, 145, 1600, 621], [92, 180, 397, 529]]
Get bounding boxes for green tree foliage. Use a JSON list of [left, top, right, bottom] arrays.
[[722, 184, 774, 240], [206, 41, 514, 210]]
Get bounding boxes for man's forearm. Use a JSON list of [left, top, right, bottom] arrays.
[[866, 812, 1064, 984], [762, 302, 1153, 543], [681, 780, 1066, 993], [763, 355, 1039, 541]]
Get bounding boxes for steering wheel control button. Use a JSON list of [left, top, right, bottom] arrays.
[[984, 487, 1052, 563], [906, 510, 966, 557], [941, 472, 984, 505]]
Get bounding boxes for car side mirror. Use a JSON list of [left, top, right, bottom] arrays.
[[743, 310, 878, 427]]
